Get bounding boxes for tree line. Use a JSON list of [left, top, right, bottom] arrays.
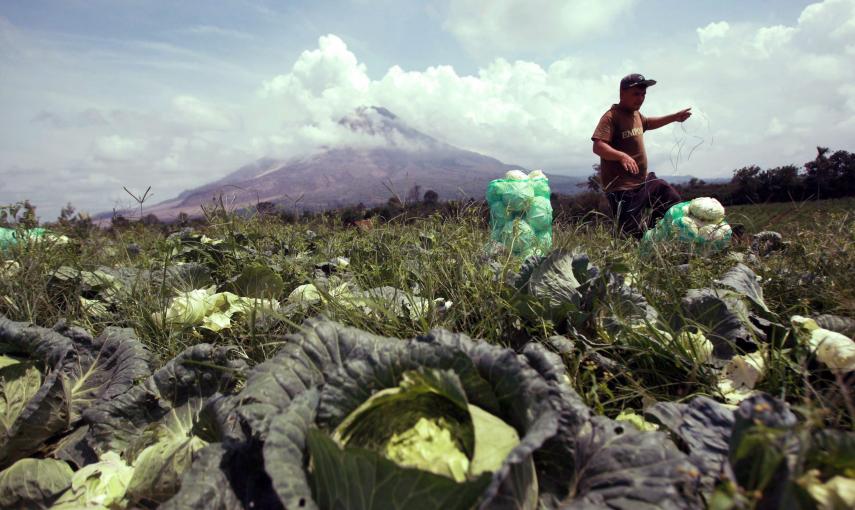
[[670, 146, 854, 205]]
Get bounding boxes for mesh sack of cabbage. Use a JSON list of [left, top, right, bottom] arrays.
[[0, 227, 69, 252], [641, 197, 732, 253], [486, 170, 553, 257], [0, 227, 46, 250]]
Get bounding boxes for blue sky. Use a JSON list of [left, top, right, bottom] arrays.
[[1, 0, 853, 219]]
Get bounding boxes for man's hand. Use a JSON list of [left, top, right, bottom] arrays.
[[645, 108, 692, 130], [620, 153, 639, 174], [593, 140, 639, 174], [673, 108, 692, 122]]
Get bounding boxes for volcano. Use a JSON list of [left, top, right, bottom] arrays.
[[119, 106, 583, 220]]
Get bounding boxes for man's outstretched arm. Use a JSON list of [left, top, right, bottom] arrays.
[[646, 108, 692, 130]]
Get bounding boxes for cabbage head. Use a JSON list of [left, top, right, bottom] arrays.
[[792, 315, 855, 374], [163, 318, 701, 510], [329, 369, 520, 483], [156, 286, 279, 332], [689, 197, 725, 222]]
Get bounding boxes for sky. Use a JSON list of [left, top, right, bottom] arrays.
[[1, 0, 854, 220]]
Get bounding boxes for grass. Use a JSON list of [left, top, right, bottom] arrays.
[[727, 196, 855, 235], [1, 198, 853, 429]]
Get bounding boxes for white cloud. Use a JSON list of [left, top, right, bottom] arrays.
[[752, 25, 796, 58], [697, 21, 796, 59], [767, 117, 786, 136], [696, 21, 730, 56], [183, 25, 253, 39], [92, 135, 148, 161], [249, 0, 855, 179], [171, 95, 236, 131], [262, 35, 369, 106], [441, 0, 637, 57], [252, 35, 619, 170], [698, 21, 730, 40]]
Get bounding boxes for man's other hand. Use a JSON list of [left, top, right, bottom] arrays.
[[620, 154, 639, 174], [674, 108, 692, 122]]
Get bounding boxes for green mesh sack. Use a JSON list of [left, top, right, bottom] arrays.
[[530, 177, 550, 200], [640, 199, 732, 255], [499, 219, 536, 255], [486, 171, 553, 257], [660, 201, 691, 229], [535, 230, 553, 252], [503, 181, 534, 212], [526, 196, 552, 232], [489, 202, 508, 236], [0, 227, 47, 250]]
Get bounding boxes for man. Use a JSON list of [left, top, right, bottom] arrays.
[[591, 73, 692, 237]]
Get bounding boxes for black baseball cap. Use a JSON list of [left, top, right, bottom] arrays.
[[620, 73, 657, 90]]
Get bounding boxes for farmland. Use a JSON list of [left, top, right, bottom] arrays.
[[727, 197, 855, 235], [0, 198, 853, 509]]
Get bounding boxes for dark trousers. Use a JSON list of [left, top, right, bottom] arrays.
[[606, 172, 681, 238]]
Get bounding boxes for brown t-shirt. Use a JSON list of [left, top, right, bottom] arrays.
[[591, 105, 649, 192]]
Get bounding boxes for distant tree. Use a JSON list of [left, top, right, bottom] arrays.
[[804, 147, 832, 200], [577, 167, 602, 192], [58, 202, 76, 224], [585, 173, 602, 192], [340, 206, 364, 226], [804, 147, 855, 199], [0, 200, 38, 228], [140, 213, 160, 226], [387, 196, 403, 209], [406, 184, 422, 205], [57, 202, 94, 238], [278, 210, 296, 224], [829, 149, 855, 196], [111, 214, 130, 229], [18, 200, 38, 229], [256, 201, 277, 216], [759, 165, 801, 202], [731, 165, 763, 204], [176, 212, 190, 227], [423, 189, 439, 205]]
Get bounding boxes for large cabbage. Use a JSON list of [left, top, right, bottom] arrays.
[[647, 393, 855, 508], [162, 318, 700, 510], [83, 343, 246, 506], [0, 316, 152, 468]]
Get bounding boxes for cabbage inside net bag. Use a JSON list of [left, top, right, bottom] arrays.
[[487, 170, 553, 257], [641, 197, 732, 253], [0, 227, 47, 250]]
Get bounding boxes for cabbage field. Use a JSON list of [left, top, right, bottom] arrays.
[[0, 200, 853, 509]]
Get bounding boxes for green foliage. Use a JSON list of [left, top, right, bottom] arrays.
[[0, 197, 853, 508]]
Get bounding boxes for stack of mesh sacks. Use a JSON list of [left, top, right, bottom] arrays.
[[642, 197, 732, 253], [486, 170, 553, 258]]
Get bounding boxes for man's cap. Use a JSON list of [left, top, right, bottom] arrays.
[[620, 73, 657, 90]]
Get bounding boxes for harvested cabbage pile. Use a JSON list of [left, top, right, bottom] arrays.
[[642, 197, 732, 253], [486, 169, 552, 258]]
